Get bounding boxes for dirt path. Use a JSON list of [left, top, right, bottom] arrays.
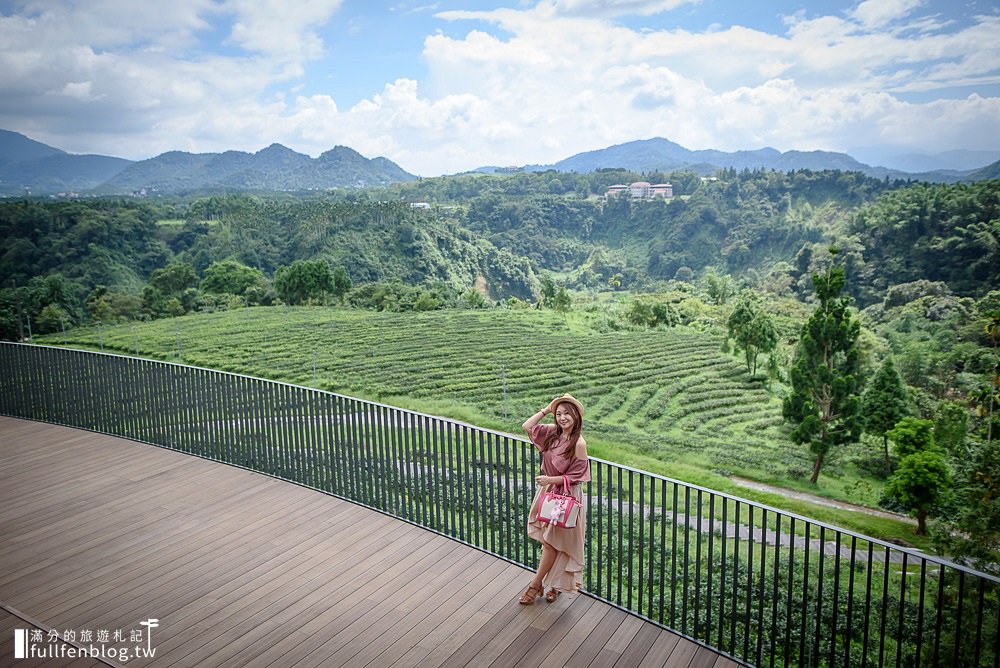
[[730, 476, 917, 526]]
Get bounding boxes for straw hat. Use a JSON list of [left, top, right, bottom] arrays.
[[547, 393, 584, 418]]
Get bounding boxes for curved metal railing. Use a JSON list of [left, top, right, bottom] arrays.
[[1, 342, 996, 667]]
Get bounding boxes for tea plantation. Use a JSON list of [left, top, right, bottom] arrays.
[[39, 306, 804, 482]]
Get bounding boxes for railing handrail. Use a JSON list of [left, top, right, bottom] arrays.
[[14, 341, 994, 584]]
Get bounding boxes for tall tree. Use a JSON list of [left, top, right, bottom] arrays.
[[552, 286, 572, 314], [887, 417, 936, 458], [143, 261, 198, 318], [539, 275, 557, 308], [860, 356, 910, 469], [886, 448, 951, 536], [885, 418, 951, 535], [332, 266, 352, 306], [201, 260, 266, 296], [274, 259, 334, 306], [702, 267, 734, 305], [148, 262, 198, 296], [783, 260, 863, 484], [726, 290, 778, 376]]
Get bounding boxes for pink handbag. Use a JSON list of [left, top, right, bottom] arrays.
[[537, 475, 580, 528]]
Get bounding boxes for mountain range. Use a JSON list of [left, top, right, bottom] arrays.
[[1, 129, 998, 197], [0, 130, 417, 196], [478, 137, 1000, 183]]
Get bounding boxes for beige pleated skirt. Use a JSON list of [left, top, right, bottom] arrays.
[[526, 482, 586, 594]]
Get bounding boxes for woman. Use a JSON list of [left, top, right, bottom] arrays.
[[519, 393, 591, 604]]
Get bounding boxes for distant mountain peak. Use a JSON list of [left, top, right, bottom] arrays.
[[94, 142, 415, 194], [256, 143, 303, 156], [319, 145, 366, 161], [0, 129, 67, 167], [0, 129, 417, 194], [505, 137, 976, 183]]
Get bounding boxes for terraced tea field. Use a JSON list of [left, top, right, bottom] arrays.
[[41, 306, 806, 481]]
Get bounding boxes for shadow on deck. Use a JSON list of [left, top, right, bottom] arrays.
[[0, 417, 736, 668]]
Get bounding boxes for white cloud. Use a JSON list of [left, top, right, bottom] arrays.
[[537, 0, 700, 18], [229, 1, 1000, 173], [0, 0, 343, 159], [362, 2, 991, 171], [872, 93, 1000, 148], [849, 0, 925, 30], [8, 0, 218, 51], [58, 80, 98, 100], [226, 0, 344, 61], [0, 0, 997, 175]]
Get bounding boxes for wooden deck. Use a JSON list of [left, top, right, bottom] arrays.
[[0, 416, 738, 668]]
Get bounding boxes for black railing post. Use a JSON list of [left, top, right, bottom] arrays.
[[594, 460, 603, 597], [783, 516, 794, 668], [845, 535, 857, 668], [682, 484, 691, 638], [638, 472, 646, 617], [627, 468, 635, 612], [731, 500, 741, 656], [769, 513, 780, 668], [658, 477, 667, 627], [896, 551, 908, 668], [719, 495, 728, 653], [672, 482, 680, 629]]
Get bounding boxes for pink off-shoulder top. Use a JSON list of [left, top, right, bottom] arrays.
[[529, 424, 591, 485]]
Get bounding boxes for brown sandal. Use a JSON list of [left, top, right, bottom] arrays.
[[519, 583, 543, 605], [545, 588, 560, 602]]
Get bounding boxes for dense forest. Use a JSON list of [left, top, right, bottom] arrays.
[[2, 168, 996, 322]]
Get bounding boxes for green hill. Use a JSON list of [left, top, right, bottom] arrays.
[[92, 144, 416, 195], [38, 306, 797, 480], [4, 170, 998, 313]]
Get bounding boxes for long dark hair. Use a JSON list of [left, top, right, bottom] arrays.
[[542, 401, 583, 457]]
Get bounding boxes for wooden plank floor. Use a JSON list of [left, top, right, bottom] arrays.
[[0, 417, 739, 668]]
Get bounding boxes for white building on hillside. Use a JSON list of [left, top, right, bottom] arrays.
[[605, 182, 673, 200]]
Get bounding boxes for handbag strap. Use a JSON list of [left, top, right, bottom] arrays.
[[561, 474, 571, 495]]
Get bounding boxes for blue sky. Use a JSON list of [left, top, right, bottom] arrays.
[[0, 0, 998, 175]]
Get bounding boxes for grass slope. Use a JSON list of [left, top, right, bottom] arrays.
[[38, 306, 923, 546]]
